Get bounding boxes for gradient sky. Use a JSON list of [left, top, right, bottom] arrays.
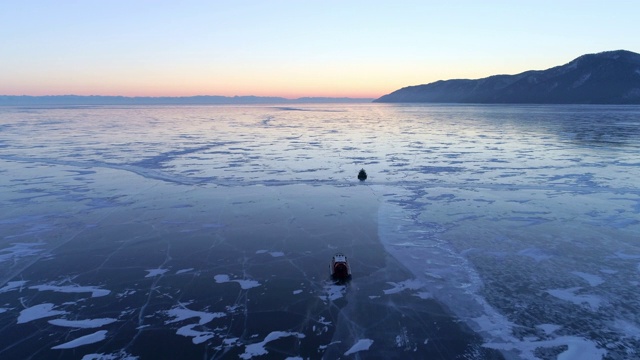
[[2, 0, 639, 98]]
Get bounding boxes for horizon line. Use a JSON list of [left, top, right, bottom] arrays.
[[0, 94, 377, 100]]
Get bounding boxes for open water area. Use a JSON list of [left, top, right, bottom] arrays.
[[0, 103, 639, 359]]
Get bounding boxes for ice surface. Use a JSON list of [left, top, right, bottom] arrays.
[[1, 104, 639, 359]]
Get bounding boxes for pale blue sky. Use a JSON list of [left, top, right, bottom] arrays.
[[1, 0, 638, 98]]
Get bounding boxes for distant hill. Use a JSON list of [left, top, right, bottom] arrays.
[[375, 50, 640, 104], [0, 95, 373, 106]]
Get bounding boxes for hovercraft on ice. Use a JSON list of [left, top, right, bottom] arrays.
[[330, 253, 351, 280]]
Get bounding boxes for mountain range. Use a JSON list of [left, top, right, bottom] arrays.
[[375, 50, 640, 104]]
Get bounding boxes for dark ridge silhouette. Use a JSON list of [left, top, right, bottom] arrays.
[[375, 50, 640, 104]]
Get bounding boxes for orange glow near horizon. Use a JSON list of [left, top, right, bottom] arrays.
[[0, 73, 402, 99], [0, 86, 388, 99], [3, 2, 638, 102]]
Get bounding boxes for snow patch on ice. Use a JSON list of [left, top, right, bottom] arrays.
[[518, 248, 552, 262], [30, 284, 110, 297], [383, 279, 423, 295], [239, 331, 305, 359], [414, 291, 433, 299], [165, 305, 225, 325], [145, 268, 169, 277], [293, 289, 303, 295], [17, 303, 66, 324], [49, 318, 117, 328], [176, 324, 215, 344], [0, 242, 45, 263], [164, 304, 226, 345], [537, 323, 562, 335], [256, 250, 284, 257], [378, 195, 519, 347], [472, 314, 517, 340], [51, 330, 107, 349], [214, 274, 261, 289], [81, 350, 139, 360], [571, 271, 604, 286], [612, 319, 640, 339], [344, 339, 374, 355], [547, 287, 602, 310], [176, 268, 194, 274], [614, 251, 640, 260], [484, 336, 606, 360], [214, 274, 230, 283], [599, 268, 618, 275], [319, 284, 346, 302], [0, 280, 27, 293]]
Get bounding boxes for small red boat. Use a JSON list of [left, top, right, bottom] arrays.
[[330, 253, 351, 280]]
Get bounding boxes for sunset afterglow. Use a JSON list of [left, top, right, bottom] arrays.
[[2, 0, 639, 98]]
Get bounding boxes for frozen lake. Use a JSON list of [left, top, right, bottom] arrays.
[[1, 103, 639, 359]]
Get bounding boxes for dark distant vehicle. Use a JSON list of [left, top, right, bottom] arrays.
[[331, 253, 351, 280], [358, 169, 367, 181]]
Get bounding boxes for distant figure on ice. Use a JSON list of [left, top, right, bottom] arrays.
[[358, 169, 367, 181]]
